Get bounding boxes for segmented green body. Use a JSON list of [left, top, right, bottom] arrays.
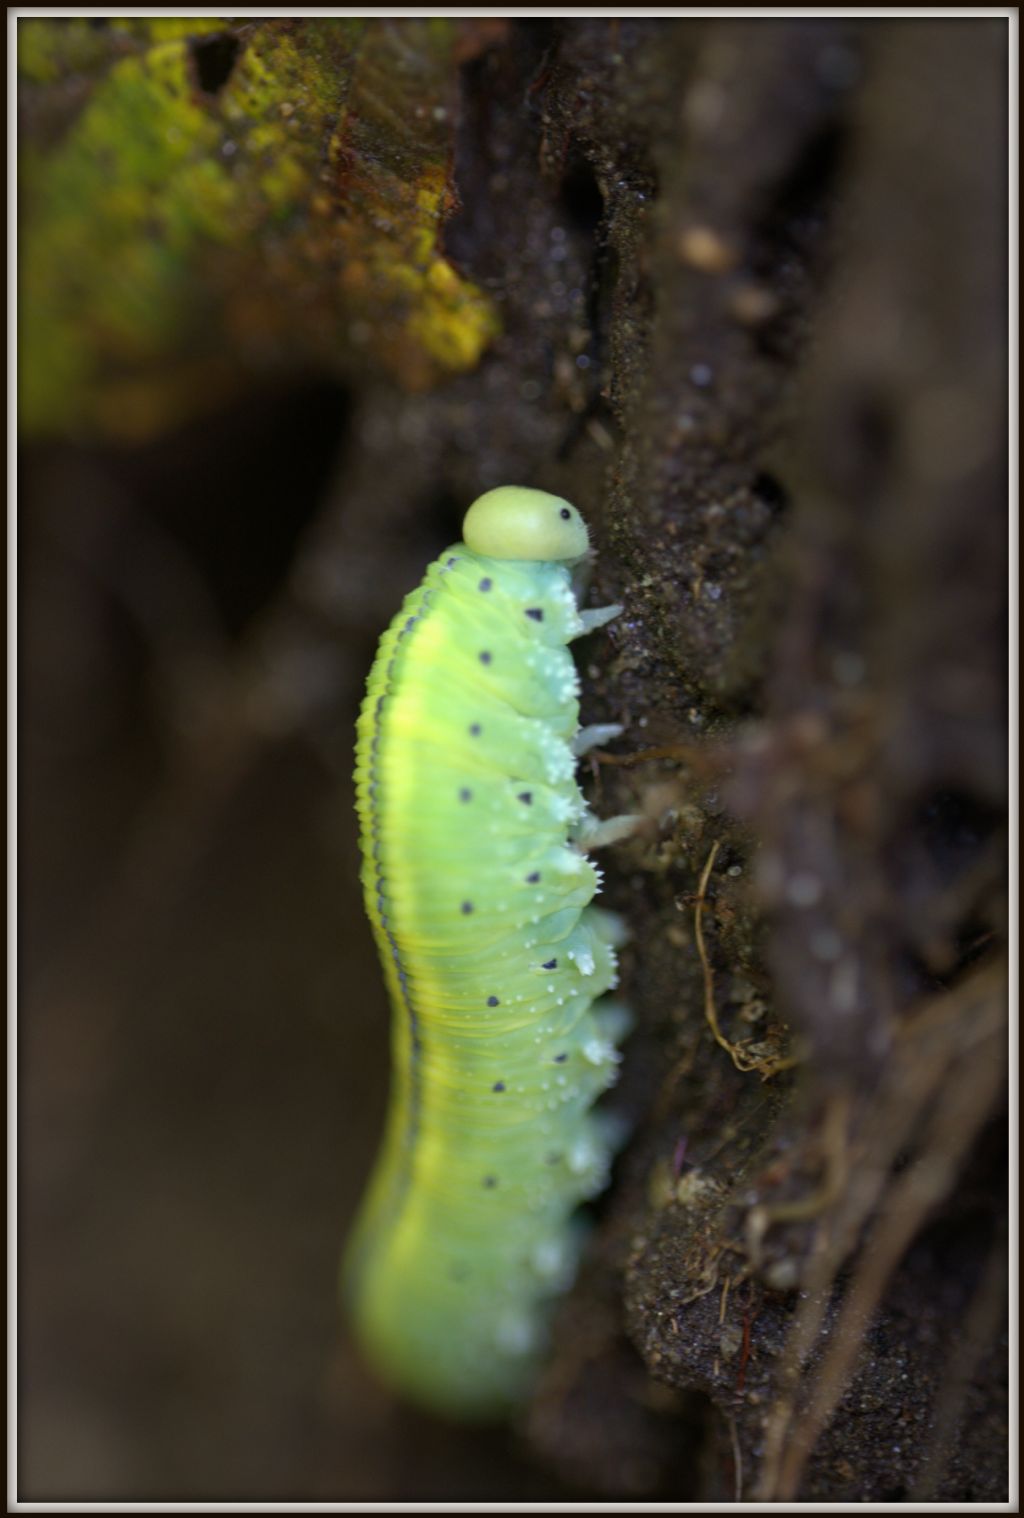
[[343, 488, 626, 1420]]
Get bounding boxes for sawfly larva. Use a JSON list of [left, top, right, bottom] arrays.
[[343, 485, 637, 1420]]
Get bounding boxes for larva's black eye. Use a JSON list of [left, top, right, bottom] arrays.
[[559, 508, 571, 520]]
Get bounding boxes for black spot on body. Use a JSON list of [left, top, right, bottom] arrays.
[[461, 901, 474, 914], [479, 650, 492, 664], [526, 871, 541, 883], [469, 723, 482, 737], [554, 1053, 568, 1063], [518, 791, 533, 805], [525, 607, 544, 622], [478, 577, 492, 591], [483, 1175, 498, 1188], [542, 958, 558, 969], [486, 995, 500, 1007], [492, 1081, 505, 1092], [459, 787, 472, 803]]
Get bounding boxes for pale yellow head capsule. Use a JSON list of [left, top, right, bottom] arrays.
[[462, 486, 589, 562]]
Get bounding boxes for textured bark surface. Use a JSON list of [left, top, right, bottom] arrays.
[[20, 16, 1008, 1503]]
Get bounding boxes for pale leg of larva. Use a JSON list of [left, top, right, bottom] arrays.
[[586, 905, 630, 948], [575, 811, 643, 848], [571, 610, 634, 824], [571, 605, 629, 788], [573, 723, 624, 756], [591, 998, 633, 1044], [576, 604, 623, 636]]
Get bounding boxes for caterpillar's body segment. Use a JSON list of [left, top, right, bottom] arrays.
[[344, 486, 634, 1420]]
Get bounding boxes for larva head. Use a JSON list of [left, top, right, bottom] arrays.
[[462, 486, 589, 562]]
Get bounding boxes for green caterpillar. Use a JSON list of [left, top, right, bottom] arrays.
[[343, 486, 637, 1421]]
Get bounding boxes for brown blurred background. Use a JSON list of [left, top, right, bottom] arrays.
[[18, 16, 1009, 1503]]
